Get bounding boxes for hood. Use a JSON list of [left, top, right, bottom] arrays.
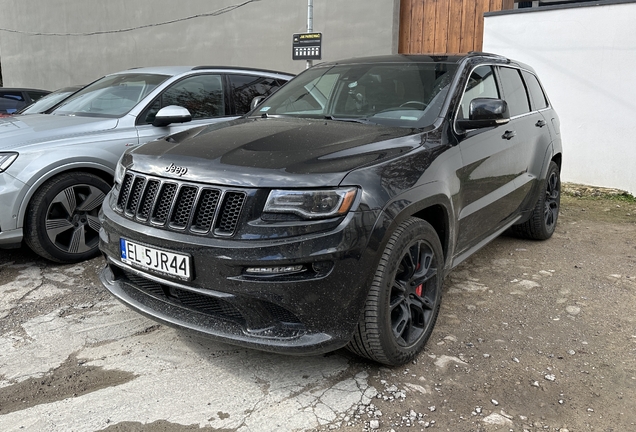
[[128, 117, 424, 188], [0, 114, 118, 151]]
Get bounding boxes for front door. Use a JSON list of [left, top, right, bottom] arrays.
[[454, 65, 530, 255]]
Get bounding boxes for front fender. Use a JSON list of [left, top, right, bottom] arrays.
[[15, 160, 115, 229], [365, 182, 456, 274]]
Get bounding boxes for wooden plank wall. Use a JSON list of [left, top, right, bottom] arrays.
[[399, 0, 514, 54]]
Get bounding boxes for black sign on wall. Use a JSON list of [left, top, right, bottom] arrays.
[[292, 33, 322, 61]]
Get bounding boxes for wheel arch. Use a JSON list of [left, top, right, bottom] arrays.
[[17, 163, 114, 229], [410, 204, 450, 266], [552, 152, 562, 171], [378, 187, 455, 272]]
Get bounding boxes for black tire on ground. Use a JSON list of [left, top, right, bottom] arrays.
[[347, 217, 444, 366], [512, 161, 561, 240], [24, 172, 111, 263]]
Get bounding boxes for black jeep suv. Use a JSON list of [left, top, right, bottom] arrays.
[[99, 53, 562, 366]]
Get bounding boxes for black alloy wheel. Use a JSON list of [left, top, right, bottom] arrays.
[[390, 239, 438, 347], [512, 160, 561, 240], [544, 166, 560, 231], [347, 218, 443, 366]]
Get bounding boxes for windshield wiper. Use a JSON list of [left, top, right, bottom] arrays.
[[250, 113, 291, 119], [324, 115, 372, 124]]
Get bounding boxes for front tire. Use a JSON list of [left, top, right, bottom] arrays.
[[25, 172, 111, 263], [347, 218, 443, 366], [512, 161, 560, 240]]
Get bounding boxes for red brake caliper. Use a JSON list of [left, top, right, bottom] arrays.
[[415, 262, 422, 296]]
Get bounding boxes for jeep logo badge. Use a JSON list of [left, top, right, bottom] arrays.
[[165, 163, 188, 176]]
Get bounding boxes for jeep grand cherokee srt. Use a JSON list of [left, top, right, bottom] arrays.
[[99, 53, 562, 365]]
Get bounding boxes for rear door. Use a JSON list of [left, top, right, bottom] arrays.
[[519, 69, 555, 198], [454, 65, 540, 255], [497, 66, 552, 213]]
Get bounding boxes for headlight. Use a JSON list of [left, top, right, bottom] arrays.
[[113, 156, 127, 187], [263, 187, 357, 219], [0, 152, 18, 173]]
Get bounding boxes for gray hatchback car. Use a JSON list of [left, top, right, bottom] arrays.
[[0, 66, 293, 262]]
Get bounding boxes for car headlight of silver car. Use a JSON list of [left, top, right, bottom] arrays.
[[0, 152, 18, 173], [114, 160, 126, 186], [263, 187, 357, 219]]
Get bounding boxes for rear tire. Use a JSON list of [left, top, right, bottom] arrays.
[[25, 172, 110, 263], [347, 218, 443, 366], [512, 161, 560, 240]]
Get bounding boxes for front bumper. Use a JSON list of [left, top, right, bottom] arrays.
[[0, 172, 27, 248], [98, 197, 382, 355]]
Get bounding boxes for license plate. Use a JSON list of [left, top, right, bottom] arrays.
[[120, 238, 191, 280]]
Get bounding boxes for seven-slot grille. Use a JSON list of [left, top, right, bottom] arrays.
[[116, 171, 246, 236]]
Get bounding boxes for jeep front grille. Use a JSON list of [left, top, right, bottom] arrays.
[[115, 171, 247, 237]]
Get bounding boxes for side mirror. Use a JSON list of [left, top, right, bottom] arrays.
[[457, 98, 510, 130], [152, 105, 192, 127], [250, 96, 266, 111]]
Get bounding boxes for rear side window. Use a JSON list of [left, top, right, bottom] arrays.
[[521, 71, 549, 110], [0, 91, 25, 101], [228, 75, 284, 115], [0, 91, 26, 113], [498, 67, 530, 117]]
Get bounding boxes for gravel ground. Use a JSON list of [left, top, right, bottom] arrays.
[[313, 193, 636, 432], [0, 191, 634, 432]]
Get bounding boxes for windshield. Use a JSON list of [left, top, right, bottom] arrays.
[[20, 87, 80, 114], [52, 73, 169, 118], [253, 62, 458, 128]]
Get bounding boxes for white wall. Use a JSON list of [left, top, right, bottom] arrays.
[[0, 0, 400, 90], [483, 2, 636, 195]]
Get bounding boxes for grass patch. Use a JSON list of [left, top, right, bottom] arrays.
[[561, 194, 636, 224], [562, 182, 635, 203], [569, 192, 636, 203]]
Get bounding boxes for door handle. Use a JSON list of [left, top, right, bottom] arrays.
[[502, 130, 516, 140], [535, 119, 546, 127]]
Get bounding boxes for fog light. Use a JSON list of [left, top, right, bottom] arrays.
[[311, 261, 333, 273], [245, 265, 305, 275]]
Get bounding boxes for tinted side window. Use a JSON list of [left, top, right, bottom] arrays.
[[27, 91, 49, 102], [142, 74, 225, 124], [0, 91, 26, 113], [498, 67, 530, 117], [0, 91, 25, 101], [521, 71, 548, 111], [458, 65, 499, 120], [229, 75, 283, 115]]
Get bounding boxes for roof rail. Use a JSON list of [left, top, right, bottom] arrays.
[[466, 51, 510, 63], [191, 65, 293, 76]]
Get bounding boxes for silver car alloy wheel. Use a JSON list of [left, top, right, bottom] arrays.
[[45, 184, 105, 254]]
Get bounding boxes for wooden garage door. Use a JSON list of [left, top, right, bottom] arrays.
[[399, 0, 514, 54]]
